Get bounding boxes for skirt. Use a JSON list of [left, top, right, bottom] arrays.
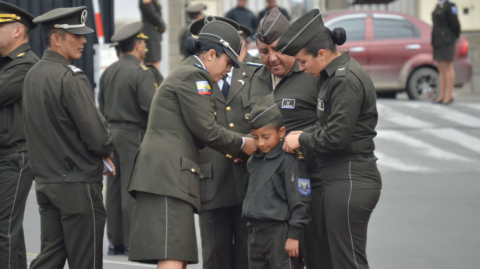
[[433, 44, 455, 62], [128, 192, 198, 264], [145, 39, 161, 62]]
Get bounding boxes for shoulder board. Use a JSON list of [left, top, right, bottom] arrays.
[[246, 62, 263, 67], [64, 64, 84, 75], [16, 52, 25, 58], [140, 64, 149, 71], [193, 63, 209, 73], [335, 66, 347, 77], [294, 149, 305, 161]]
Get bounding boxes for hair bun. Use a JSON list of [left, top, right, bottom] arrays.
[[331, 27, 347, 46], [185, 37, 198, 56]]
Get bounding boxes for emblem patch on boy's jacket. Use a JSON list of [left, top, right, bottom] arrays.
[[196, 81, 212, 95], [281, 98, 295, 109], [317, 98, 324, 111], [298, 178, 311, 195]]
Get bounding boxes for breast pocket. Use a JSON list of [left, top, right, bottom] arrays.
[[179, 156, 201, 198]]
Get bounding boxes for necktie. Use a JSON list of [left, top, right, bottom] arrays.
[[222, 75, 230, 99]]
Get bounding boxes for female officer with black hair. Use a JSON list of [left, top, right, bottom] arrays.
[[127, 18, 257, 269], [277, 10, 382, 269]]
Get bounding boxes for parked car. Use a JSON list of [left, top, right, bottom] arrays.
[[323, 10, 472, 99]]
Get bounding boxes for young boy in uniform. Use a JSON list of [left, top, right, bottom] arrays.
[[242, 94, 311, 269]]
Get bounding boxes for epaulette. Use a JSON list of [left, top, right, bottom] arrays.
[[194, 63, 209, 73], [16, 52, 25, 58], [246, 62, 263, 67], [294, 149, 305, 161], [64, 64, 84, 75], [140, 64, 149, 71], [335, 66, 347, 77]]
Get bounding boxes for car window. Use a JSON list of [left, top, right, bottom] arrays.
[[327, 18, 365, 42], [374, 18, 421, 40]]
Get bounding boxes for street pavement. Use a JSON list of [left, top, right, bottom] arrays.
[[22, 99, 480, 268]]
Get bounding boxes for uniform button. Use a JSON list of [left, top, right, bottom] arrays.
[[214, 112, 217, 116], [226, 106, 231, 111], [229, 123, 234, 128], [226, 154, 232, 158], [191, 168, 196, 173]]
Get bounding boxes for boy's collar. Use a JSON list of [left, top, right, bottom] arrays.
[[253, 140, 285, 159]]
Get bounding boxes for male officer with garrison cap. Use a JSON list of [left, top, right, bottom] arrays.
[[23, 7, 114, 269], [99, 21, 160, 256], [0, 3, 38, 268]]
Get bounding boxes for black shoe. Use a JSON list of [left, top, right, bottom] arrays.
[[434, 99, 443, 104], [443, 98, 454, 105], [108, 244, 125, 255], [124, 247, 129, 257]]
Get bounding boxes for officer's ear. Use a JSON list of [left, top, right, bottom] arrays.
[[316, 49, 327, 60]]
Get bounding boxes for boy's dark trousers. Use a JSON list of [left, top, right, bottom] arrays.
[[247, 220, 304, 269]]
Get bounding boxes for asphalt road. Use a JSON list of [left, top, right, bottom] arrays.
[[22, 99, 480, 268]]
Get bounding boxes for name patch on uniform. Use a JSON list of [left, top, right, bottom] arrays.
[[298, 178, 311, 196], [317, 98, 325, 111], [281, 99, 295, 109], [196, 81, 212, 95]]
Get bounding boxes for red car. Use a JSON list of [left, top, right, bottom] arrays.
[[323, 10, 472, 99]]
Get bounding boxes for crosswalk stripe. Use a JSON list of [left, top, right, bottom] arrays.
[[422, 128, 480, 155], [376, 103, 435, 129], [460, 103, 480, 112], [375, 151, 434, 172], [402, 102, 480, 128], [376, 130, 473, 162]]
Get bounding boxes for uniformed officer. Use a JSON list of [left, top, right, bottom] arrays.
[[127, 19, 257, 268], [250, 9, 323, 268], [432, 0, 461, 104], [0, 3, 37, 269], [278, 9, 382, 269], [188, 17, 257, 269], [99, 21, 159, 257], [238, 24, 262, 64], [225, 0, 257, 37], [178, 3, 207, 59], [23, 7, 114, 269], [139, 0, 166, 69]]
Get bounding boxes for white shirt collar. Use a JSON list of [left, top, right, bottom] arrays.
[[193, 55, 206, 69]]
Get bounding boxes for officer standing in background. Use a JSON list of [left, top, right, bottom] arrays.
[[139, 0, 166, 69], [99, 22, 159, 257], [0, 3, 37, 269], [178, 3, 207, 59], [225, 0, 257, 37], [258, 0, 290, 23], [23, 7, 114, 269], [249, 8, 323, 268]]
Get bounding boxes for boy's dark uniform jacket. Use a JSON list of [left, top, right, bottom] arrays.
[[0, 43, 38, 154], [128, 56, 244, 212], [242, 142, 311, 240], [431, 1, 460, 47]]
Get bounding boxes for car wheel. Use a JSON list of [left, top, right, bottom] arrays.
[[406, 67, 439, 100]]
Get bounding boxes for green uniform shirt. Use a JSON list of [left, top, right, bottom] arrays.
[[299, 51, 378, 165], [139, 0, 166, 42], [23, 50, 113, 183], [432, 0, 461, 47], [99, 53, 158, 128], [0, 43, 38, 155]]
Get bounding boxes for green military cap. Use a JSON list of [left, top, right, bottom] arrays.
[[256, 7, 289, 45], [0, 1, 37, 29], [33, 6, 93, 35], [238, 24, 252, 39], [111, 22, 148, 44], [248, 95, 281, 129], [190, 16, 239, 36], [276, 9, 325, 56], [185, 3, 207, 14]]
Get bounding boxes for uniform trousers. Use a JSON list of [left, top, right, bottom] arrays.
[[29, 182, 106, 269], [0, 151, 33, 269], [106, 126, 144, 248], [199, 205, 248, 269]]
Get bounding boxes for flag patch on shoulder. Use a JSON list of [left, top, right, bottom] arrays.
[[196, 81, 211, 95]]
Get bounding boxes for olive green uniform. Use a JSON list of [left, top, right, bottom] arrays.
[[431, 0, 460, 62], [23, 50, 113, 269], [179, 24, 193, 59], [139, 0, 166, 62], [0, 43, 37, 269], [99, 53, 159, 250]]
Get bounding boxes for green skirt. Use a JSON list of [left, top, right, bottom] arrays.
[[433, 44, 455, 62]]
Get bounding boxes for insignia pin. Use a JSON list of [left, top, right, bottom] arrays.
[[238, 79, 244, 85]]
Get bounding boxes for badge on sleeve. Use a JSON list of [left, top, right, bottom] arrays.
[[196, 81, 212, 95], [298, 178, 311, 195], [281, 99, 295, 109], [451, 6, 457, 15], [317, 98, 325, 111]]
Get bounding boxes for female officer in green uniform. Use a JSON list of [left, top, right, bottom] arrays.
[[127, 19, 257, 269], [277, 10, 382, 269], [432, 0, 460, 104]]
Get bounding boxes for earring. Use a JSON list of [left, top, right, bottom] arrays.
[[209, 58, 212, 61]]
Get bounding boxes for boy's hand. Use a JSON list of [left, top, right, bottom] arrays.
[[103, 154, 116, 176], [285, 238, 299, 257]]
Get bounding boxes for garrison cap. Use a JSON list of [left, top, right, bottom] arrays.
[[238, 24, 252, 39], [33, 6, 93, 35], [185, 3, 207, 14], [111, 22, 148, 43], [276, 9, 325, 56], [248, 95, 281, 130], [256, 7, 290, 45], [0, 1, 36, 29]]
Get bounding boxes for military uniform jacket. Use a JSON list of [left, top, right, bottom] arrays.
[[0, 43, 38, 155], [225, 7, 257, 35], [22, 50, 113, 183], [432, 0, 461, 47], [199, 63, 254, 211], [128, 56, 244, 212], [139, 0, 166, 42], [299, 51, 378, 166], [99, 54, 158, 128], [242, 141, 310, 240]]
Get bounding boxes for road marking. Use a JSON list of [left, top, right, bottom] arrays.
[[460, 103, 480, 113], [375, 151, 434, 172], [402, 102, 480, 128], [377, 103, 435, 129], [376, 130, 473, 162], [422, 128, 480, 155]]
